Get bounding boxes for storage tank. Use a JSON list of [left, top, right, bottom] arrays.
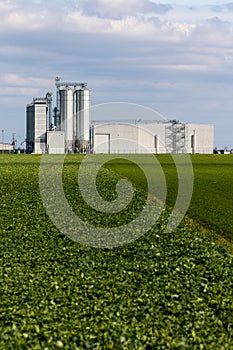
[[60, 86, 74, 152], [75, 87, 90, 153]]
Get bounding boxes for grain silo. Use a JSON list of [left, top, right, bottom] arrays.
[[59, 86, 74, 153], [75, 87, 90, 153]]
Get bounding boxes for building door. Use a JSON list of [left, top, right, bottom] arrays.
[[94, 134, 110, 153]]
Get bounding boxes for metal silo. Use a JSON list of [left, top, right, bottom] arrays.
[[75, 87, 90, 153], [60, 86, 74, 153]]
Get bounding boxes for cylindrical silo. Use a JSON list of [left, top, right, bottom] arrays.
[[60, 86, 74, 153], [75, 87, 90, 153]]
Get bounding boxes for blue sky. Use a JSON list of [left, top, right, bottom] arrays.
[[0, 0, 233, 148]]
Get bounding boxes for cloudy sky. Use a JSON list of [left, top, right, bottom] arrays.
[[1, 0, 233, 148]]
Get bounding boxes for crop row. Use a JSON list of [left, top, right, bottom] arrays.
[[0, 155, 232, 349]]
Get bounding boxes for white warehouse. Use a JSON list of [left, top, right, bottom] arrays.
[[92, 121, 213, 154], [26, 77, 214, 154]]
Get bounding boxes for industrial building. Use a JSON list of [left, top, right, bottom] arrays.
[[26, 77, 90, 154], [26, 77, 214, 154], [92, 121, 213, 154], [0, 142, 14, 154]]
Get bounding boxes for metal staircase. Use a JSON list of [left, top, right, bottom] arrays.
[[166, 122, 186, 153]]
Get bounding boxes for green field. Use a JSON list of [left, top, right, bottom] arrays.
[[106, 154, 233, 241], [0, 154, 232, 349]]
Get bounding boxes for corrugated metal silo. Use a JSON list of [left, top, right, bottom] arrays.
[[60, 86, 74, 152], [75, 87, 90, 152]]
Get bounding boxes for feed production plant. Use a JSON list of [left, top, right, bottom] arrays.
[[26, 77, 214, 154], [26, 77, 90, 154]]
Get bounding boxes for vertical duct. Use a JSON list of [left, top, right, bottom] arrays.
[[46, 91, 53, 131], [54, 76, 61, 131], [90, 124, 94, 153], [55, 76, 61, 112], [54, 107, 59, 130]]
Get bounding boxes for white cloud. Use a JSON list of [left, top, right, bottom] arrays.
[[0, 0, 231, 44], [0, 0, 233, 146], [151, 64, 208, 71], [1, 74, 51, 87], [0, 0, 16, 12], [211, 2, 233, 12], [1, 11, 46, 30], [1, 87, 41, 97], [79, 0, 172, 18]]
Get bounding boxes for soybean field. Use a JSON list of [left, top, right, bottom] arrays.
[[0, 154, 232, 349]]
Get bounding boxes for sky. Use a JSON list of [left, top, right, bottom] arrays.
[[1, 0, 233, 148]]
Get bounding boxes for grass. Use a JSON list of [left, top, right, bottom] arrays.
[[189, 155, 233, 240], [106, 154, 233, 242], [0, 154, 232, 349]]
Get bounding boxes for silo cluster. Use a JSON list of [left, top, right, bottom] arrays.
[[54, 77, 90, 153], [26, 77, 214, 155]]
